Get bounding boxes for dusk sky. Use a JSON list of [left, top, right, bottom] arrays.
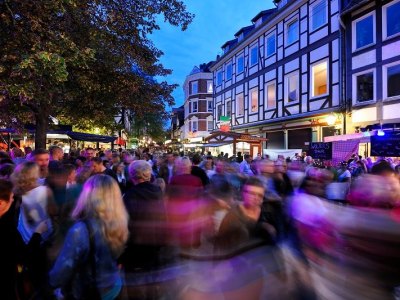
[[151, 0, 276, 109]]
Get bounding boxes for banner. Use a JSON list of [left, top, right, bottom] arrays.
[[309, 142, 332, 159], [371, 134, 400, 157]]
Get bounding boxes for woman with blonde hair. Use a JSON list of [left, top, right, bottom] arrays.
[[49, 174, 129, 300]]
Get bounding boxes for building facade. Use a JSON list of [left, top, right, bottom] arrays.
[[211, 0, 343, 155], [183, 63, 214, 146], [342, 0, 400, 151]]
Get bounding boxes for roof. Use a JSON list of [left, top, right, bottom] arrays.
[[234, 25, 255, 37], [341, 0, 370, 16], [221, 38, 238, 49], [66, 131, 117, 143], [251, 8, 277, 23]]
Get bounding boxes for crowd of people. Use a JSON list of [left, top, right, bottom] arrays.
[[1, 145, 400, 299]]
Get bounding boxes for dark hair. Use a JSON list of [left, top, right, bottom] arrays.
[[49, 145, 62, 156], [243, 176, 264, 189], [32, 148, 49, 156], [91, 157, 103, 164], [0, 163, 15, 178], [0, 179, 13, 201], [371, 160, 394, 175], [0, 158, 14, 165], [244, 154, 251, 159], [63, 163, 76, 176], [192, 154, 202, 165]]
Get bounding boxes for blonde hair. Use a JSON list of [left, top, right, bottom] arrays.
[[72, 175, 129, 256], [11, 161, 39, 196]]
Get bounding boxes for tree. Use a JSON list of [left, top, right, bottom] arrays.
[[0, 0, 193, 148]]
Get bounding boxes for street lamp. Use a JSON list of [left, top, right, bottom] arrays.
[[326, 113, 338, 126]]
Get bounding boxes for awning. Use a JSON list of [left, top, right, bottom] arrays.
[[203, 143, 231, 147], [66, 131, 117, 143]]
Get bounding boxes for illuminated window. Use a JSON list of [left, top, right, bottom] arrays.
[[311, 60, 328, 97], [265, 82, 276, 108], [207, 80, 213, 93], [250, 89, 258, 113], [237, 93, 244, 116]]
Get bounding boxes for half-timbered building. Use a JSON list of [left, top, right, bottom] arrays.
[[210, 0, 343, 156]]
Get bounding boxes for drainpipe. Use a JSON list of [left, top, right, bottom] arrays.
[[338, 12, 347, 134]]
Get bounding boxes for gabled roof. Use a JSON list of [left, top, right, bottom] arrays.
[[251, 8, 277, 23], [189, 66, 201, 75], [221, 38, 238, 49], [234, 25, 255, 38]]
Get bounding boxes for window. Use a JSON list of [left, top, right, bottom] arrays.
[[265, 82, 276, 109], [287, 20, 299, 45], [208, 120, 213, 131], [355, 71, 374, 102], [217, 104, 222, 120], [207, 100, 213, 112], [266, 33, 276, 57], [311, 60, 328, 97], [353, 13, 374, 50], [384, 0, 400, 39], [192, 101, 198, 113], [192, 120, 198, 132], [226, 63, 233, 80], [250, 89, 258, 113], [207, 80, 213, 93], [237, 93, 244, 116], [226, 100, 231, 117], [216, 70, 223, 86], [385, 63, 400, 98], [190, 81, 198, 95], [311, 0, 327, 31], [250, 46, 258, 66], [237, 55, 244, 73], [286, 72, 299, 103]]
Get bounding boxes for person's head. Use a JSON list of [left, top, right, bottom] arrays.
[[305, 156, 313, 165], [244, 154, 251, 163], [128, 160, 152, 184], [274, 160, 287, 173], [64, 163, 77, 183], [47, 161, 68, 187], [0, 179, 14, 217], [24, 147, 32, 155], [72, 175, 129, 256], [84, 147, 95, 160], [371, 160, 395, 177], [166, 153, 175, 165], [192, 154, 202, 166], [49, 145, 63, 161], [241, 177, 265, 209], [104, 149, 113, 160], [10, 147, 24, 159], [256, 159, 275, 176], [174, 156, 192, 175], [32, 148, 49, 177], [215, 159, 226, 174], [75, 164, 93, 185], [112, 162, 125, 175], [91, 157, 105, 174], [0, 163, 15, 179], [300, 168, 333, 197], [75, 156, 86, 168], [111, 153, 120, 165], [11, 161, 39, 196], [153, 177, 166, 194]]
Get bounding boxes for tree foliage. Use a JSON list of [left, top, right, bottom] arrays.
[[0, 0, 193, 148]]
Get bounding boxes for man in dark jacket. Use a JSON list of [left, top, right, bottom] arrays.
[[122, 160, 170, 272], [191, 154, 209, 187]]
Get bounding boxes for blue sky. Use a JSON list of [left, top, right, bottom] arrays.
[[151, 0, 276, 109]]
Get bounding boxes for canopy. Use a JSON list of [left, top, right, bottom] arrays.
[[66, 131, 117, 143]]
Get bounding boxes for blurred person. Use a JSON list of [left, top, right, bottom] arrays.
[[239, 154, 254, 176], [371, 160, 395, 177], [158, 152, 177, 184], [337, 161, 351, 182], [75, 155, 87, 171], [0, 162, 15, 179], [304, 156, 314, 175], [191, 153, 209, 187], [122, 160, 169, 273], [0, 179, 50, 299], [84, 147, 95, 160], [91, 157, 117, 181], [64, 163, 77, 188], [32, 148, 50, 184], [111, 152, 121, 166], [49, 145, 64, 162], [203, 155, 215, 179], [24, 146, 33, 160], [113, 162, 128, 193], [49, 175, 129, 299], [10, 147, 25, 165]]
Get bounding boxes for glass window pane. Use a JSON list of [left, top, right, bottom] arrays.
[[208, 100, 213, 112], [237, 93, 244, 116], [217, 105, 222, 120], [312, 61, 327, 96], [217, 71, 223, 85], [237, 56, 244, 73], [207, 81, 213, 93], [267, 83, 276, 108], [251, 90, 258, 112], [226, 100, 231, 117], [288, 74, 299, 102], [267, 34, 276, 56], [208, 121, 213, 131], [312, 1, 327, 30], [251, 47, 258, 66], [356, 15, 373, 49], [387, 2, 400, 37], [287, 20, 299, 44], [356, 72, 373, 102], [388, 64, 400, 97], [226, 64, 232, 80]]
